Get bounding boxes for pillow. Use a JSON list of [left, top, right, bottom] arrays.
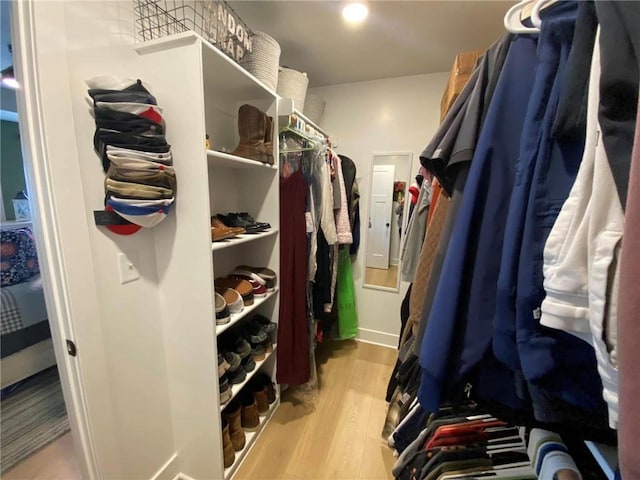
[[0, 228, 40, 287]]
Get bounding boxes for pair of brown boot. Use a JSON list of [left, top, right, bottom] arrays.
[[231, 104, 274, 165], [221, 381, 275, 468]]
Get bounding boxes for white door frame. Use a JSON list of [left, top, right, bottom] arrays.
[[10, 2, 118, 478]]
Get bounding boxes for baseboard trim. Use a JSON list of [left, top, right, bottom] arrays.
[[356, 328, 398, 348], [151, 453, 179, 480]]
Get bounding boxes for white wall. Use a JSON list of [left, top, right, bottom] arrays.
[[23, 2, 178, 479], [310, 72, 448, 347]]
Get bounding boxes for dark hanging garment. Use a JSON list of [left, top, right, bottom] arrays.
[[277, 169, 311, 385], [595, 0, 640, 209]]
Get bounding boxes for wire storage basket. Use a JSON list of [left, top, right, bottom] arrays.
[[133, 0, 253, 64]]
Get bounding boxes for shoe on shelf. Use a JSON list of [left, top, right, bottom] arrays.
[[216, 277, 254, 306], [236, 265, 277, 291], [227, 363, 247, 385], [211, 217, 245, 242], [221, 350, 241, 372], [223, 400, 246, 451], [215, 287, 244, 314], [250, 342, 266, 362], [236, 212, 271, 230], [251, 382, 269, 416], [241, 354, 256, 373], [211, 217, 244, 242], [221, 416, 236, 468], [217, 213, 264, 234], [218, 353, 230, 377], [219, 374, 232, 406], [242, 319, 269, 344], [263, 338, 274, 354], [226, 336, 251, 360], [230, 104, 271, 164], [253, 314, 277, 335], [229, 273, 267, 298], [239, 392, 260, 432], [215, 292, 231, 325], [255, 373, 277, 404]]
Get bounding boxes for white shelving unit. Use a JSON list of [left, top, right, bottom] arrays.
[[135, 31, 281, 480]]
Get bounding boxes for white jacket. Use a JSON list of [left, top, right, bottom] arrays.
[[540, 32, 620, 429]]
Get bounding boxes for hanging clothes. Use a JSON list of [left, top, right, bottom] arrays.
[[277, 168, 310, 386], [418, 30, 540, 413], [401, 182, 448, 349], [336, 247, 357, 339], [411, 31, 513, 356], [539, 29, 619, 430], [400, 179, 432, 283], [489, 3, 609, 433], [333, 152, 353, 245]]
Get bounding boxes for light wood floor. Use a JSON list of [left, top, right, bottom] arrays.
[[2, 431, 81, 480], [235, 340, 397, 480], [2, 341, 397, 480], [365, 265, 399, 289]]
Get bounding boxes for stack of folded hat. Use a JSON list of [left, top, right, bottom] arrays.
[[86, 75, 176, 230]]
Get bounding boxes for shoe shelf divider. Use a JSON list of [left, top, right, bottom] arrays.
[[223, 398, 280, 480], [216, 289, 279, 336], [207, 149, 278, 171], [220, 345, 277, 412], [211, 229, 279, 252]]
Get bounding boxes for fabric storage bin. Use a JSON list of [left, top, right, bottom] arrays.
[[239, 31, 281, 91], [277, 67, 309, 112], [303, 94, 326, 125]]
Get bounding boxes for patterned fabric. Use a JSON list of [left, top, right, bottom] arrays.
[[1, 287, 22, 335], [0, 228, 40, 287]]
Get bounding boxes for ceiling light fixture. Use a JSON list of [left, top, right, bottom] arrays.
[[1, 65, 19, 89], [342, 3, 368, 24]]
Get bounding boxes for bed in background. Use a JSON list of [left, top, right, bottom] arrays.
[[1, 222, 55, 389]]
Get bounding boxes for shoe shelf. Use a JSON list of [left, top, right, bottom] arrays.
[[211, 229, 279, 252], [223, 397, 280, 480], [216, 289, 279, 336], [220, 345, 277, 413], [207, 150, 278, 171]]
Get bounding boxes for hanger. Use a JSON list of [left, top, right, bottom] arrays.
[[503, 0, 540, 34], [279, 113, 324, 153], [531, 0, 559, 28]]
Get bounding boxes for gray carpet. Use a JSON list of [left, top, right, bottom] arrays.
[[1, 367, 70, 474]]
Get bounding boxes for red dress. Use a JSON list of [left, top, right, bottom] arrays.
[[277, 168, 310, 385]]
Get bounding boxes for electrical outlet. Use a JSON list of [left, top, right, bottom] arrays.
[[117, 252, 140, 284]]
